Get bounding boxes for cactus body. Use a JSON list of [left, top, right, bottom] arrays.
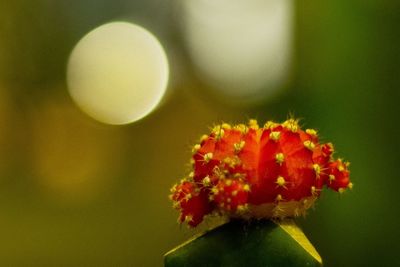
[[170, 119, 352, 227]]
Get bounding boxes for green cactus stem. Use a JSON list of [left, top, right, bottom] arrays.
[[164, 219, 322, 267]]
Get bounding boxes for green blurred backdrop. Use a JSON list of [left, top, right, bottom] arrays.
[[0, 0, 399, 266]]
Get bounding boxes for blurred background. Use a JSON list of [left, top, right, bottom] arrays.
[[0, 0, 399, 266]]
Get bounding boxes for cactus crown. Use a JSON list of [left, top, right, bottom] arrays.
[[170, 119, 352, 227]]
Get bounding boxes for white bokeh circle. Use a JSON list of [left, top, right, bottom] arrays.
[[181, 0, 293, 104], [67, 22, 169, 125]]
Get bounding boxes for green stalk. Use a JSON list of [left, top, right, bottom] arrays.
[[165, 219, 322, 267]]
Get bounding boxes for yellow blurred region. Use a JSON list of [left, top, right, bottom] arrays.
[[29, 92, 124, 203], [0, 87, 13, 175]]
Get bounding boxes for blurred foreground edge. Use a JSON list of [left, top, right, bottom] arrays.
[[164, 219, 322, 267]]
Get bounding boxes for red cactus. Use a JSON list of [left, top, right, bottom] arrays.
[[170, 119, 352, 227]]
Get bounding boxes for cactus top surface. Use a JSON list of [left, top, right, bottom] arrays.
[[170, 119, 352, 227]]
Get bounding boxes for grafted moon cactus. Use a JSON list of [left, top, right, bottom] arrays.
[[170, 119, 352, 227]]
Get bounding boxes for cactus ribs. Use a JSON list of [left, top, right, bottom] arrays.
[[170, 119, 352, 227]]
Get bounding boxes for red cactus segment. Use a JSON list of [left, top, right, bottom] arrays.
[[280, 129, 306, 156], [213, 127, 242, 160], [326, 159, 352, 192], [252, 129, 282, 204], [256, 126, 318, 202], [192, 152, 219, 183], [321, 143, 334, 158], [170, 119, 352, 227], [312, 143, 333, 166], [212, 178, 250, 213], [170, 180, 213, 227], [179, 190, 212, 227], [236, 128, 259, 184], [170, 181, 195, 203]]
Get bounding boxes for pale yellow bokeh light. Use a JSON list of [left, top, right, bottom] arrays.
[[181, 0, 293, 104], [67, 22, 169, 125]]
